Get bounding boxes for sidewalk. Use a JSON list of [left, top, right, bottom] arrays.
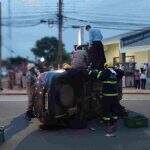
[[1, 88, 150, 95], [123, 88, 150, 94], [0, 89, 27, 95]]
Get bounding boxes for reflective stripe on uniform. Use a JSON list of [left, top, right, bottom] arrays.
[[88, 70, 92, 75], [102, 117, 111, 121], [103, 93, 118, 96], [97, 71, 102, 78], [113, 116, 118, 120], [103, 81, 117, 84]]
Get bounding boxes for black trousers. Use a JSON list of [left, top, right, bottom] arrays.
[[89, 41, 106, 69], [101, 96, 119, 118], [141, 79, 146, 89], [135, 80, 140, 89]]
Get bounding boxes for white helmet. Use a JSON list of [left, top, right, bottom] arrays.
[[27, 63, 35, 70]]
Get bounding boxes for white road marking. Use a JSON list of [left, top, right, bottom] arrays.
[[0, 95, 28, 102]]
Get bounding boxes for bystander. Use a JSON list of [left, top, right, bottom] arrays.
[[134, 70, 141, 89], [140, 71, 147, 89]]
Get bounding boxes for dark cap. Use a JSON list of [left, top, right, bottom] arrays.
[[85, 25, 91, 30]]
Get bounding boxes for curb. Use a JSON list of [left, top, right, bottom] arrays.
[[0, 93, 27, 96], [123, 93, 150, 94], [1, 92, 150, 95]]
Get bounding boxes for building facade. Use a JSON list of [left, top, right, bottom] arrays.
[[103, 29, 150, 68]]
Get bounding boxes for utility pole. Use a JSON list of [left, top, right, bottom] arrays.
[[0, 2, 2, 89], [76, 26, 84, 46], [81, 26, 84, 45], [57, 0, 63, 67], [78, 28, 81, 46], [8, 0, 13, 57]]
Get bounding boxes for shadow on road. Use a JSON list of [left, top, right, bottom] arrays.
[[5, 113, 30, 140], [14, 111, 150, 150]]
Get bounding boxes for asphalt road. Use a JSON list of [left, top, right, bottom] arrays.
[[0, 95, 150, 150]]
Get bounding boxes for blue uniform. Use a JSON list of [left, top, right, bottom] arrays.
[[89, 29, 103, 45]]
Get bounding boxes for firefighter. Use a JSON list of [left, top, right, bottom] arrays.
[[113, 65, 124, 101], [114, 65, 128, 117], [25, 63, 38, 120], [97, 63, 119, 137]]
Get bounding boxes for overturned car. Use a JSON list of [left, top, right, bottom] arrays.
[[34, 68, 124, 128], [34, 69, 103, 126]]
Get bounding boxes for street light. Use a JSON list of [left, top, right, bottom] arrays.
[[40, 57, 45, 63], [72, 26, 85, 46]]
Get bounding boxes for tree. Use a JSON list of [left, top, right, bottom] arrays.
[[31, 37, 70, 66], [7, 56, 28, 65]]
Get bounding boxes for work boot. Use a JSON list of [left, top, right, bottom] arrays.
[[105, 133, 116, 137], [39, 124, 51, 130], [119, 109, 129, 118], [25, 110, 35, 121]]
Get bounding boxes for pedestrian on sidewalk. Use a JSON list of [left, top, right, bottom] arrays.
[[25, 63, 38, 120], [15, 70, 23, 89], [22, 73, 27, 89], [8, 69, 14, 90], [85, 25, 106, 69], [134, 69, 141, 89], [140, 70, 147, 89]]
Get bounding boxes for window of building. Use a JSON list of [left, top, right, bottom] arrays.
[[113, 56, 135, 65]]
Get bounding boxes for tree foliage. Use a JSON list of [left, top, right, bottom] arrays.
[[31, 37, 70, 65], [7, 56, 28, 65]]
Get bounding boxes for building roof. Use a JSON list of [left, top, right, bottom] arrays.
[[103, 31, 139, 45], [103, 28, 150, 46], [121, 36, 150, 53], [126, 36, 150, 47]]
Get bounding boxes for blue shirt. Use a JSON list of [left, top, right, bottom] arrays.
[[89, 29, 103, 44]]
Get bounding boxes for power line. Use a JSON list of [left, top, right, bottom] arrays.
[[2, 44, 15, 54], [3, 13, 150, 29], [64, 16, 150, 30], [2, 16, 57, 27], [64, 12, 150, 23], [2, 13, 56, 20], [3, 14, 150, 30], [63, 25, 142, 31], [3, 0, 150, 29]]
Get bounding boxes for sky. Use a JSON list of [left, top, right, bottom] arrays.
[[2, 0, 150, 60]]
